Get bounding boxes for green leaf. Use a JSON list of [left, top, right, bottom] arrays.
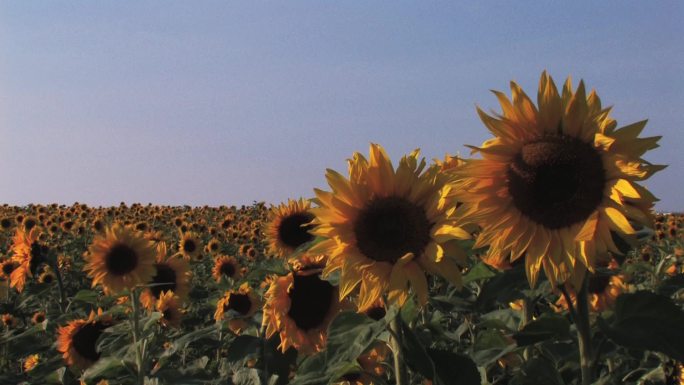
[[81, 357, 126, 381], [72, 289, 99, 304], [227, 335, 261, 362], [512, 314, 571, 346], [476, 264, 528, 310], [599, 291, 684, 361], [657, 274, 684, 297], [463, 261, 496, 284], [399, 319, 435, 381], [427, 349, 480, 385]]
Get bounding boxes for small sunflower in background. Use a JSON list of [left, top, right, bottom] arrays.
[[212, 255, 242, 283], [555, 259, 627, 312], [156, 291, 183, 328], [450, 72, 664, 287], [334, 341, 390, 385], [310, 144, 470, 311], [0, 259, 19, 281], [31, 311, 46, 324], [140, 242, 191, 310], [23, 354, 39, 372], [262, 257, 344, 354], [9, 227, 46, 292], [215, 283, 261, 334], [37, 267, 56, 284], [56, 309, 113, 369], [206, 238, 221, 255], [265, 199, 316, 258], [179, 231, 202, 261], [84, 224, 157, 294]]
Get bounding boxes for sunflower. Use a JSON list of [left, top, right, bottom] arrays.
[[450, 72, 664, 287], [212, 255, 242, 283], [265, 199, 316, 258], [215, 283, 261, 334], [9, 227, 46, 292], [335, 341, 390, 385], [310, 144, 470, 311], [555, 259, 627, 313], [262, 262, 344, 354], [0, 260, 19, 280], [206, 238, 221, 254], [32, 311, 46, 324], [179, 232, 202, 260], [38, 268, 56, 284], [156, 291, 183, 328], [23, 354, 39, 372], [56, 310, 113, 369], [84, 224, 157, 294], [140, 242, 191, 310]]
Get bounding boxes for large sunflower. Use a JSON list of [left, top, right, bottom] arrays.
[[310, 144, 470, 311], [56, 310, 113, 369], [84, 224, 157, 294], [450, 72, 664, 287], [262, 261, 343, 354], [140, 242, 191, 310], [265, 199, 316, 258]]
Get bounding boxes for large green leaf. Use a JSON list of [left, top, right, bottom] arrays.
[[599, 291, 684, 361], [428, 349, 480, 385]]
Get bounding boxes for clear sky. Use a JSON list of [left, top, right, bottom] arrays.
[[1, 2, 682, 210]]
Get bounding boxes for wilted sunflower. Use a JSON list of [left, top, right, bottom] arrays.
[[156, 291, 183, 328], [215, 283, 261, 334], [140, 242, 191, 310], [84, 224, 157, 294], [265, 199, 316, 258], [310, 144, 470, 311], [9, 227, 46, 292], [56, 310, 113, 369], [450, 72, 664, 287], [179, 232, 202, 260], [212, 255, 242, 282], [262, 259, 344, 354]]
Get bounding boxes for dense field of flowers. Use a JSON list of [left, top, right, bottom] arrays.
[[1, 73, 682, 385]]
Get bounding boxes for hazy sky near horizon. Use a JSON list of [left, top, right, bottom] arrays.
[[1, 2, 682, 210]]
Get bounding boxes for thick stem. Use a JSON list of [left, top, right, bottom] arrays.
[[575, 277, 594, 385], [389, 315, 408, 385], [131, 289, 145, 385]]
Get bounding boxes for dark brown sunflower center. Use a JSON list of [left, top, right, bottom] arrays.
[[162, 309, 175, 321], [364, 306, 387, 321], [353, 196, 432, 264], [34, 314, 45, 323], [149, 263, 177, 298], [72, 322, 106, 363], [105, 243, 139, 276], [226, 293, 252, 315], [277, 212, 315, 249], [183, 240, 197, 253], [507, 136, 606, 229], [2, 262, 16, 275], [41, 273, 54, 283], [0, 218, 11, 228], [219, 262, 236, 277], [287, 273, 334, 331], [587, 274, 611, 294]]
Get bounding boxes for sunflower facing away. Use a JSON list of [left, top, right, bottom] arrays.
[[9, 227, 46, 292], [265, 199, 316, 258], [262, 258, 343, 354], [84, 224, 157, 294], [450, 72, 664, 287], [56, 310, 113, 369], [310, 144, 470, 311]]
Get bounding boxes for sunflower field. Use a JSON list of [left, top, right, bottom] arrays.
[[1, 73, 682, 385]]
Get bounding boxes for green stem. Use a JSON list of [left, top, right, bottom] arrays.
[[561, 279, 593, 385], [575, 277, 593, 385], [131, 289, 145, 385], [389, 314, 408, 385], [49, 261, 67, 314]]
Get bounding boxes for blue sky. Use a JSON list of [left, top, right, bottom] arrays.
[[1, 2, 682, 210]]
